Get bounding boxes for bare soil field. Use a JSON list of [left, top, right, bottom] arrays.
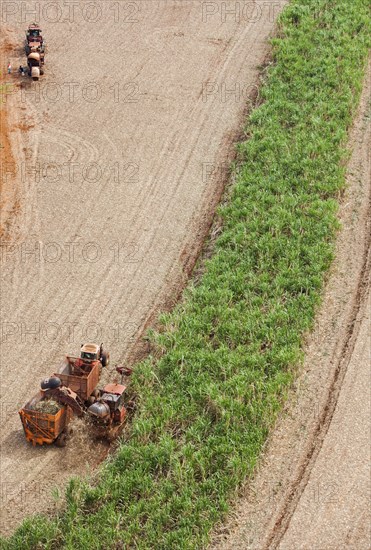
[[211, 59, 371, 550], [0, 0, 286, 535]]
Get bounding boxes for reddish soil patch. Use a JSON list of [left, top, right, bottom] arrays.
[[0, 45, 18, 238]]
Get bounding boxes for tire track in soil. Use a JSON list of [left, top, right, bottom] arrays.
[[266, 229, 370, 550]]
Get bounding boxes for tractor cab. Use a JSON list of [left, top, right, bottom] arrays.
[[80, 342, 109, 367], [26, 24, 43, 42], [25, 23, 45, 56], [80, 343, 109, 367], [80, 343, 101, 361]]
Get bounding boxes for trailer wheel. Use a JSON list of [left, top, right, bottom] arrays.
[[41, 376, 61, 390], [127, 400, 136, 412], [101, 351, 109, 367], [55, 432, 67, 447]]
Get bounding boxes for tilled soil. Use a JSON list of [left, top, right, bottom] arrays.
[[0, 37, 22, 240], [211, 59, 371, 550], [0, 0, 287, 535]]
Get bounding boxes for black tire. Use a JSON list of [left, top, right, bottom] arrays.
[[41, 377, 61, 390], [127, 400, 136, 412], [55, 432, 67, 447], [101, 351, 109, 367]]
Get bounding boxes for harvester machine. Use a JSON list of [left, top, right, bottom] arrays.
[[19, 347, 133, 447], [19, 343, 109, 446], [87, 366, 133, 442]]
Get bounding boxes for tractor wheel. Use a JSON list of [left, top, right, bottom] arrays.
[[106, 430, 116, 443], [127, 400, 136, 412], [107, 423, 124, 443], [55, 432, 67, 447], [101, 351, 109, 367]]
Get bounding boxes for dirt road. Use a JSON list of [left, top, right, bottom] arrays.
[[211, 60, 371, 550], [0, 1, 286, 535]]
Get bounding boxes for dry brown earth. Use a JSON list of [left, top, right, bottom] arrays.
[[0, 36, 23, 240]]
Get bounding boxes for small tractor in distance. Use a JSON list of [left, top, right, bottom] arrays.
[[25, 23, 45, 80], [80, 342, 109, 367]]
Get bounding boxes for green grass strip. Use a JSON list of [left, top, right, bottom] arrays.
[[2, 1, 370, 548]]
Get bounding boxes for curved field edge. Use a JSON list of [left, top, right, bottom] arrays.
[[2, 1, 370, 548]]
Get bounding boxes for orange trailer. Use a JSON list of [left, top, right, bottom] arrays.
[[55, 356, 101, 402], [19, 391, 74, 446]]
